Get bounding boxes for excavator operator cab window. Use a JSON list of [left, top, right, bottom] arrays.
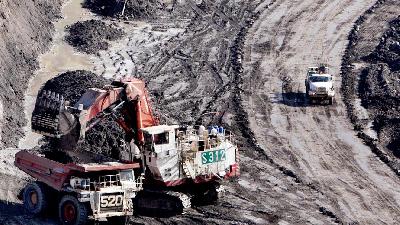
[[154, 132, 169, 145]]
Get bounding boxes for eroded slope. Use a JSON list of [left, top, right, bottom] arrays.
[[242, 0, 400, 224], [0, 0, 63, 147]]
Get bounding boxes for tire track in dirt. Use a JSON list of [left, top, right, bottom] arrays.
[[222, 2, 347, 224], [5, 0, 397, 224], [242, 0, 400, 224], [91, 1, 336, 224], [341, 0, 400, 178]]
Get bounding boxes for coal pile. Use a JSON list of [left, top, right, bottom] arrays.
[[38, 70, 127, 163], [66, 19, 125, 54], [83, 0, 163, 19]]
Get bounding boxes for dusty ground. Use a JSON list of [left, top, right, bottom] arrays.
[[341, 0, 400, 174], [241, 0, 400, 224], [1, 0, 400, 224], [0, 0, 63, 147], [0, 1, 64, 222], [0, 0, 96, 223], [19, 0, 96, 150]]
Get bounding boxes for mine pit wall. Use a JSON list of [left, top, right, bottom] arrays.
[[341, 0, 400, 175], [0, 0, 63, 147]]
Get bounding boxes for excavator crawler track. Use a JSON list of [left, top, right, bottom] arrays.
[[134, 190, 192, 217]]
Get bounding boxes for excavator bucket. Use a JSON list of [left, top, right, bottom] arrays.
[[31, 90, 78, 138]]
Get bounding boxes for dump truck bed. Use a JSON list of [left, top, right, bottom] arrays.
[[14, 150, 140, 191]]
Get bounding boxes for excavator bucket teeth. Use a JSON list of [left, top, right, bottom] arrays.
[[31, 90, 77, 138]]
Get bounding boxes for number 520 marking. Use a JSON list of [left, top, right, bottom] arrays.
[[100, 195, 123, 207]]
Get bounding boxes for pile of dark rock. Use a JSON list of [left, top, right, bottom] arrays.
[[360, 16, 400, 156], [66, 19, 125, 54], [83, 0, 164, 19], [37, 70, 126, 163], [369, 16, 400, 71]]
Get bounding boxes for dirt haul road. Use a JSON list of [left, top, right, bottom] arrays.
[[1, 1, 342, 224], [2, 0, 400, 224], [242, 0, 400, 224]]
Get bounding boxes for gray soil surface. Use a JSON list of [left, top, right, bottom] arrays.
[[66, 19, 125, 54], [341, 0, 400, 173], [0, 0, 63, 147], [1, 0, 400, 225], [87, 0, 400, 224], [241, 0, 400, 224]]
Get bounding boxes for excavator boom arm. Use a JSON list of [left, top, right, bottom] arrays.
[[31, 78, 158, 145]]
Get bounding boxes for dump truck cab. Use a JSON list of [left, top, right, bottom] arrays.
[[15, 150, 144, 225]]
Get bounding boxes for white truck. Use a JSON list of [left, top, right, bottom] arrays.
[[305, 66, 335, 105]]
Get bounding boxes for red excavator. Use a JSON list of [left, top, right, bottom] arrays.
[[31, 78, 157, 148], [17, 77, 240, 224]]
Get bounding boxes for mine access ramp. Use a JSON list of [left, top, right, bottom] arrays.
[[15, 150, 144, 225]]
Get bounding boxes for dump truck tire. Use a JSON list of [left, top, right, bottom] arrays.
[[58, 195, 88, 225], [23, 182, 49, 215]]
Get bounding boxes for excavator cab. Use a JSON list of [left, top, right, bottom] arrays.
[[142, 125, 179, 153]]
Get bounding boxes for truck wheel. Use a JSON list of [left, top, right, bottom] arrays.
[[23, 182, 48, 215], [108, 216, 128, 225], [58, 195, 88, 225]]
